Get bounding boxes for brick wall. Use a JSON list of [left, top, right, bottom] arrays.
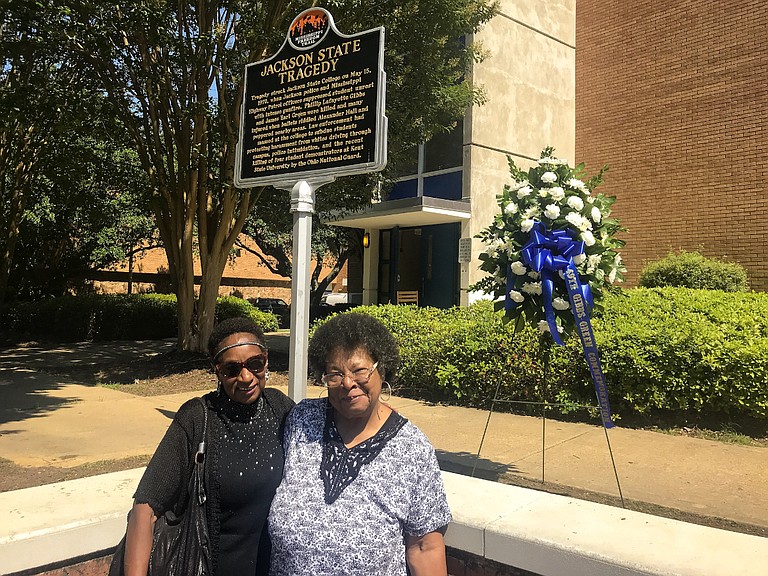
[[576, 0, 768, 290], [93, 235, 348, 302], [447, 548, 540, 576]]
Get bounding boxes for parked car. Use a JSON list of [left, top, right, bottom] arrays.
[[248, 297, 290, 329], [320, 291, 348, 306]]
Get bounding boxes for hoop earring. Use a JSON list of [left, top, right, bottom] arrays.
[[319, 385, 328, 398], [380, 381, 392, 402]]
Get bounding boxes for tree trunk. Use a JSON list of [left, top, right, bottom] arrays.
[[194, 253, 228, 354], [0, 127, 35, 303]]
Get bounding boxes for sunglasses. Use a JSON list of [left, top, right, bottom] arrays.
[[216, 355, 267, 379]]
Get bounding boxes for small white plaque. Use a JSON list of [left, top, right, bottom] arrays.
[[458, 237, 472, 263]]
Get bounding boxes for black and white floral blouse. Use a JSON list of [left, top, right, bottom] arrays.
[[268, 398, 452, 576]]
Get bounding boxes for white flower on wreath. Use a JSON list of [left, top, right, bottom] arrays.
[[568, 178, 588, 193], [552, 297, 570, 310], [508, 289, 525, 303], [591, 206, 602, 223], [544, 204, 560, 219], [567, 196, 584, 211], [522, 281, 542, 295], [511, 261, 527, 275], [586, 196, 595, 204], [504, 201, 518, 215], [608, 267, 617, 284], [549, 186, 565, 201], [587, 254, 602, 273], [565, 212, 582, 229], [573, 253, 587, 265], [484, 238, 503, 255], [527, 270, 540, 279], [511, 180, 530, 191], [521, 219, 535, 233], [538, 188, 550, 198], [523, 206, 540, 220], [517, 186, 533, 199], [538, 320, 563, 334], [541, 171, 558, 184], [581, 230, 596, 246]]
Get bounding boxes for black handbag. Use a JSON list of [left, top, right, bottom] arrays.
[[109, 398, 212, 576]]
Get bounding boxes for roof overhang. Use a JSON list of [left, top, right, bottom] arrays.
[[325, 196, 471, 229]]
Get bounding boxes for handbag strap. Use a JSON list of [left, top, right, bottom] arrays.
[[193, 397, 208, 506]]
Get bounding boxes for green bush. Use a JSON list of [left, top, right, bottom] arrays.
[[594, 288, 768, 419], [215, 296, 279, 332], [638, 250, 749, 291], [315, 303, 589, 412], [1, 294, 278, 342], [322, 290, 768, 421]]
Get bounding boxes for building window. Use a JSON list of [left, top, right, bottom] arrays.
[[388, 121, 463, 201]]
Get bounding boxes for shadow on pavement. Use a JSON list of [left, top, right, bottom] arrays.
[[0, 370, 76, 426], [157, 408, 177, 420], [436, 449, 519, 481]]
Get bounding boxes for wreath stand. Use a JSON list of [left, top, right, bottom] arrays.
[[470, 334, 625, 508]]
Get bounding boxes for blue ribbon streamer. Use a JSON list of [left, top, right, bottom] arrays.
[[563, 263, 614, 428], [506, 221, 614, 428]]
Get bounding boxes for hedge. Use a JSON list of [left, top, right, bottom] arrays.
[[638, 250, 749, 291], [319, 288, 768, 420], [1, 294, 278, 342]]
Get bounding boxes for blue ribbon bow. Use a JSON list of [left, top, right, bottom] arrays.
[[519, 222, 592, 345], [505, 221, 614, 428]]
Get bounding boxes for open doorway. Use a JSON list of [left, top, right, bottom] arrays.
[[377, 223, 459, 307]]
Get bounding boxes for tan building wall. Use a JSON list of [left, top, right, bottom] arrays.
[[576, 0, 768, 290], [464, 0, 576, 298]]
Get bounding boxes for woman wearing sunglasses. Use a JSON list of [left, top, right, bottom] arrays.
[[268, 312, 451, 576], [122, 317, 294, 576]]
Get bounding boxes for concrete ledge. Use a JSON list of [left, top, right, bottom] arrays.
[[0, 469, 141, 575], [1, 469, 767, 576], [443, 472, 768, 576]]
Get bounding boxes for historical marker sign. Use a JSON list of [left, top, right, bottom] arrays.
[[235, 8, 387, 187]]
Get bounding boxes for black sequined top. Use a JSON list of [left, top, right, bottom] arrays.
[[134, 387, 294, 576]]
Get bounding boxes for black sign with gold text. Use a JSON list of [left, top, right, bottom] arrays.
[[235, 9, 386, 187]]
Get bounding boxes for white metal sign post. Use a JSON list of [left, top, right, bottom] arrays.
[[283, 179, 330, 400], [235, 8, 387, 401]]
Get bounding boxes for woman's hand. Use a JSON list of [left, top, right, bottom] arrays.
[[405, 529, 448, 576], [124, 502, 156, 576]]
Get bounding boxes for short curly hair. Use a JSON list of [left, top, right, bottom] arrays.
[[308, 313, 400, 383], [207, 317, 266, 360]]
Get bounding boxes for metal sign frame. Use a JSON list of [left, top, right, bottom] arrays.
[[235, 8, 387, 188]]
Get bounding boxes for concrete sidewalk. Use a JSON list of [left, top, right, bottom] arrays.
[[0, 336, 766, 531]]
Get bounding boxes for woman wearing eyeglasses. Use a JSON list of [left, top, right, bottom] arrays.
[[122, 317, 294, 576], [268, 313, 451, 576]]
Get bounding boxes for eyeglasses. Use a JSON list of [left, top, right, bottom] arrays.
[[321, 361, 379, 388], [217, 355, 267, 379]]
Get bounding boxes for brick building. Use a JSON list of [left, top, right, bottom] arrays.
[[575, 0, 768, 290], [93, 235, 350, 303]]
